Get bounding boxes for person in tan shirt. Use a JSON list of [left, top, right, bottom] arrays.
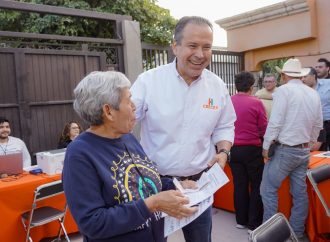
[[255, 74, 277, 119]]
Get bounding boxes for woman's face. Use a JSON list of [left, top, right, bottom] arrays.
[[69, 122, 80, 140], [111, 88, 136, 136]]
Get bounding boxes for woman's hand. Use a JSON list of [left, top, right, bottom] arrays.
[[144, 190, 197, 219], [71, 133, 79, 140]]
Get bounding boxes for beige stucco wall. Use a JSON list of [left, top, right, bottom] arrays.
[[226, 11, 315, 52], [217, 0, 330, 71]]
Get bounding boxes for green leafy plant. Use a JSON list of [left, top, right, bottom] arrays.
[[262, 57, 290, 82], [0, 0, 177, 45]]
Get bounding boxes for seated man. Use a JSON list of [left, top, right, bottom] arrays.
[[0, 117, 31, 167]]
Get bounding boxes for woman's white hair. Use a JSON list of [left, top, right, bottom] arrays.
[[73, 71, 131, 125]]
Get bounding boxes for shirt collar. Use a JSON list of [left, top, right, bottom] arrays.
[[317, 78, 330, 85], [171, 58, 203, 85]]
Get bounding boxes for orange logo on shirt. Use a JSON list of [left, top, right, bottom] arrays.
[[203, 98, 219, 110]]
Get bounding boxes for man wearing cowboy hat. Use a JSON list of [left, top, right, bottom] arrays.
[[260, 58, 323, 239]]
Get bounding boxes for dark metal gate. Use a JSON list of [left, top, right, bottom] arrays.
[[0, 48, 106, 157], [141, 44, 244, 95], [0, 1, 131, 160], [209, 50, 245, 95]]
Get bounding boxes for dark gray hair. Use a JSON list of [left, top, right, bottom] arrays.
[[0, 117, 10, 125], [318, 58, 330, 68], [307, 67, 318, 80], [234, 71, 255, 92], [173, 16, 213, 44], [73, 71, 131, 125]]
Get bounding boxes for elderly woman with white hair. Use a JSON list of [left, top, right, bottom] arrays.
[[62, 71, 197, 242]]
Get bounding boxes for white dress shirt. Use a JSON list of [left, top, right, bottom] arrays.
[[0, 136, 31, 168], [263, 79, 323, 150], [131, 61, 236, 176]]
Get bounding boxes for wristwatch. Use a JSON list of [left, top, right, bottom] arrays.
[[216, 148, 231, 162]]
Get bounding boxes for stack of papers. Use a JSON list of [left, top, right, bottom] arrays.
[[164, 163, 229, 237]]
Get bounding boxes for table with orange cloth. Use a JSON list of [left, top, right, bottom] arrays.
[[213, 151, 330, 242], [213, 164, 235, 212], [0, 172, 78, 242], [306, 153, 330, 242]]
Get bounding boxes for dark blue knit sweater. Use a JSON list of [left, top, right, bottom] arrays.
[[63, 132, 172, 242]]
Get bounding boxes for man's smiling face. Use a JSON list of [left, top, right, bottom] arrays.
[[0, 121, 10, 141], [172, 23, 213, 84]]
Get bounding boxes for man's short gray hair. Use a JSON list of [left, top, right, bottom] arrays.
[[263, 73, 277, 81], [174, 16, 213, 45], [73, 71, 131, 125]]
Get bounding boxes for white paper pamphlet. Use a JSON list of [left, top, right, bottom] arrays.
[[164, 163, 229, 237], [164, 195, 214, 237]]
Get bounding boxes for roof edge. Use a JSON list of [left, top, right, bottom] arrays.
[[216, 0, 308, 30]]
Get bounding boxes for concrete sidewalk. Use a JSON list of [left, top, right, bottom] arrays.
[[168, 208, 249, 242], [46, 208, 310, 242]]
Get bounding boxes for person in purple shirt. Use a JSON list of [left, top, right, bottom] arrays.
[[230, 71, 268, 231]]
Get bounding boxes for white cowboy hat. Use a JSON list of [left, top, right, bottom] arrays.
[[275, 58, 310, 77]]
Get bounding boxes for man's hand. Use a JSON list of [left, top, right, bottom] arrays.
[[208, 153, 227, 170], [310, 141, 320, 151], [262, 149, 269, 163], [211, 141, 232, 169]]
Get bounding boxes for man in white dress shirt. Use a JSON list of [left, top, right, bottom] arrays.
[[260, 59, 323, 239], [0, 117, 31, 168], [315, 58, 330, 151], [131, 16, 236, 242]]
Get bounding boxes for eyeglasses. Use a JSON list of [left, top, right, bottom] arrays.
[[70, 127, 80, 130]]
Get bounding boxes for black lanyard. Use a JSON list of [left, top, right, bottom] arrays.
[[124, 145, 158, 241], [0, 143, 8, 155], [124, 145, 154, 197]]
